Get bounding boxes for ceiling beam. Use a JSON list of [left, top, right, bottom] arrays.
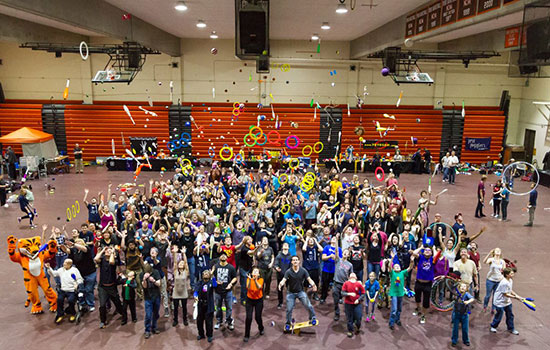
[[0, 13, 87, 43], [0, 0, 181, 56], [351, 0, 535, 59]]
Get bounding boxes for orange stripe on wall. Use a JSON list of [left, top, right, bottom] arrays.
[[461, 114, 505, 163]]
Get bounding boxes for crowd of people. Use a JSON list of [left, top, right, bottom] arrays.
[[26, 159, 528, 346]]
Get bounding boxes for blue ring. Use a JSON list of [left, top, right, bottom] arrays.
[[256, 133, 267, 146]]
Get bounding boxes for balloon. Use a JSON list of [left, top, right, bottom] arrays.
[[381, 67, 390, 76]]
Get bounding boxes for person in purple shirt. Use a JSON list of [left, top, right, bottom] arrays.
[[475, 175, 487, 218], [412, 246, 435, 324]]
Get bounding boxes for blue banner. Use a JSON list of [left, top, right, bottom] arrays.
[[465, 137, 491, 151]]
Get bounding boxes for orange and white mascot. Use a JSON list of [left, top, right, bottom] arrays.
[[7, 235, 58, 314]]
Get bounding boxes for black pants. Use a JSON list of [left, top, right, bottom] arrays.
[[277, 272, 285, 305], [333, 282, 343, 316], [0, 189, 6, 206], [321, 271, 334, 301], [260, 268, 272, 297], [306, 268, 320, 292], [493, 199, 501, 216], [501, 200, 509, 220], [98, 284, 124, 323], [8, 163, 16, 179], [20, 207, 35, 225], [122, 298, 137, 322], [196, 303, 213, 338], [173, 298, 188, 323], [244, 297, 264, 338], [393, 162, 401, 178], [475, 199, 484, 217]]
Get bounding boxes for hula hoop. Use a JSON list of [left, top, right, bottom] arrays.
[[267, 130, 282, 145], [302, 145, 313, 157], [249, 126, 263, 139], [243, 134, 257, 147], [425, 221, 458, 250], [180, 158, 192, 168], [285, 135, 300, 149], [281, 204, 290, 215], [288, 158, 300, 170], [219, 147, 233, 161], [72, 205, 77, 218], [375, 167, 385, 182], [256, 133, 267, 146], [279, 173, 289, 185], [79, 41, 89, 60], [75, 200, 80, 213], [501, 161, 540, 196], [430, 275, 460, 312], [66, 208, 72, 221], [313, 141, 324, 153]]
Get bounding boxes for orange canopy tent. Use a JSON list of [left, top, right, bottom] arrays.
[[0, 127, 58, 159], [0, 127, 53, 143]]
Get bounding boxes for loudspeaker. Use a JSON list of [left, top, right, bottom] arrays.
[[0, 82, 4, 103], [527, 21, 550, 61], [239, 10, 268, 55], [519, 64, 538, 75], [127, 50, 141, 69]]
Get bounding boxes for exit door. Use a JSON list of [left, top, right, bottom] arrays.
[[524, 129, 536, 163]]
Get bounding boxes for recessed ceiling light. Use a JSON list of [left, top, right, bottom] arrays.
[[311, 34, 319, 40], [210, 31, 218, 39], [336, 3, 348, 13], [321, 22, 331, 30], [196, 20, 206, 28], [174, 1, 188, 11]]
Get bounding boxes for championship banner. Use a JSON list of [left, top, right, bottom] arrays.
[[465, 137, 491, 151], [361, 140, 399, 149]]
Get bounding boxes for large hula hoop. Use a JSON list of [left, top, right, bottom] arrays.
[[79, 41, 89, 60], [425, 221, 458, 250], [430, 275, 460, 312], [501, 161, 539, 196]]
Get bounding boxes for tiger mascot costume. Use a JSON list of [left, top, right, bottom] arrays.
[[7, 235, 58, 314]]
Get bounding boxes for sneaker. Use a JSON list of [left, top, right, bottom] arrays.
[[260, 329, 265, 335], [510, 329, 519, 335], [412, 308, 419, 316], [365, 316, 371, 323], [121, 320, 127, 326], [320, 299, 325, 305], [265, 295, 270, 300], [132, 319, 137, 323], [215, 322, 221, 330], [464, 342, 471, 346], [483, 307, 488, 313], [420, 316, 426, 324], [451, 343, 457, 348], [89, 307, 95, 312], [99, 322, 106, 329], [144, 332, 151, 339], [243, 337, 249, 342], [197, 335, 205, 340], [347, 332, 353, 338], [313, 295, 320, 301], [69, 315, 76, 322], [228, 319, 235, 330], [3, 204, 8, 208], [153, 329, 160, 334], [207, 337, 213, 343], [164, 307, 170, 318], [30, 225, 37, 229], [172, 320, 178, 327], [490, 327, 497, 333], [17, 217, 21, 223], [371, 315, 375, 322], [55, 316, 64, 324], [524, 223, 533, 227], [183, 319, 189, 326], [334, 314, 340, 321], [396, 321, 402, 326], [233, 296, 237, 304], [277, 304, 282, 310]]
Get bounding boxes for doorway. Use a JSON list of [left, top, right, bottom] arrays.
[[524, 129, 536, 163]]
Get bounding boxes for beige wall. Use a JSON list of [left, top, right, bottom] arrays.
[[0, 38, 526, 145]]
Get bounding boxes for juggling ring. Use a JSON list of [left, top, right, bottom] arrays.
[[501, 161, 540, 196], [279, 173, 289, 185], [208, 147, 216, 158], [313, 141, 324, 153], [243, 134, 257, 147], [267, 130, 282, 145], [430, 275, 460, 312], [285, 135, 300, 149], [79, 41, 89, 60], [302, 145, 313, 157], [281, 204, 290, 215], [249, 126, 263, 139], [67, 208, 72, 221], [75, 200, 80, 213], [256, 133, 267, 146], [374, 167, 385, 182], [219, 147, 234, 161], [232, 108, 241, 117], [234, 153, 244, 162], [288, 158, 300, 171], [425, 221, 458, 251], [233, 102, 241, 109]]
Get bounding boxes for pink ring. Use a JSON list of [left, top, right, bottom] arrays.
[[375, 167, 385, 182]]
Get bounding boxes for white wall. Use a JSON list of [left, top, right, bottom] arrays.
[[0, 38, 526, 144]]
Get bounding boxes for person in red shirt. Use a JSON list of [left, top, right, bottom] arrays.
[[468, 242, 482, 301], [475, 175, 487, 218], [218, 236, 237, 268], [341, 272, 366, 338]]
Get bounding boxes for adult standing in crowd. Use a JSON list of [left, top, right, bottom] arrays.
[[524, 183, 537, 227], [74, 143, 84, 174]]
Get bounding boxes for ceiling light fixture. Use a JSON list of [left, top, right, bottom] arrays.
[[174, 1, 188, 11], [210, 31, 218, 39], [311, 34, 320, 40], [196, 20, 206, 28], [321, 22, 331, 30], [336, 3, 348, 13]]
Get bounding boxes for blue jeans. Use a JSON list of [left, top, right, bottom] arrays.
[[286, 291, 315, 325], [451, 311, 470, 344], [144, 297, 161, 333], [215, 291, 233, 324], [484, 279, 500, 310], [187, 256, 196, 290], [344, 303, 362, 332], [366, 297, 376, 316], [82, 271, 97, 307], [443, 167, 449, 181], [367, 262, 380, 279], [239, 267, 250, 302], [491, 304, 514, 331], [389, 296, 402, 326]]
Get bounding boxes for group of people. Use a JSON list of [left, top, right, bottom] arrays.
[[24, 157, 530, 346]]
